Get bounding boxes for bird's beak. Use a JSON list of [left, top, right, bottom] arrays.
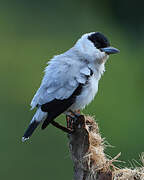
[[100, 46, 120, 55]]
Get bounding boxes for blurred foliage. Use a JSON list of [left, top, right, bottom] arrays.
[[0, 0, 144, 179]]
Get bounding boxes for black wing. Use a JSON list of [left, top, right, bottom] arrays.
[[41, 83, 83, 129]]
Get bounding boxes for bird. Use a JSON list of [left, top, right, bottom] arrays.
[[22, 32, 120, 142]]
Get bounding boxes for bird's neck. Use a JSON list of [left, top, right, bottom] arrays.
[[67, 47, 106, 79]]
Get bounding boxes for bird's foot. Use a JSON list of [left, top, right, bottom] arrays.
[[66, 110, 84, 131], [69, 110, 81, 118]]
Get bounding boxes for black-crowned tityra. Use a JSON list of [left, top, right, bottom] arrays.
[[22, 32, 120, 142]]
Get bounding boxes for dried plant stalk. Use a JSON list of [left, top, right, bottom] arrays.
[[67, 115, 144, 180]]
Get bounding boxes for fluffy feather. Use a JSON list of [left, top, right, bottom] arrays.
[[22, 32, 119, 142]]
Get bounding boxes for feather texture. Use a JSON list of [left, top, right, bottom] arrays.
[[31, 53, 92, 109], [41, 83, 83, 129], [22, 32, 111, 142]]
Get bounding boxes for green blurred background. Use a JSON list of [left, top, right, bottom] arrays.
[[1, 0, 144, 179]]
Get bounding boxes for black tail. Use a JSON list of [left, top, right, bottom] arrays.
[[22, 121, 40, 142]]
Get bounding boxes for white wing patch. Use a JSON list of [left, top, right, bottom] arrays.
[[80, 67, 91, 76], [76, 75, 86, 84], [76, 66, 92, 84]]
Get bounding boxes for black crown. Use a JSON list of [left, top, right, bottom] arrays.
[[88, 32, 110, 49]]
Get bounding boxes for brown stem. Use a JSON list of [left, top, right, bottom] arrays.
[[67, 115, 144, 180]]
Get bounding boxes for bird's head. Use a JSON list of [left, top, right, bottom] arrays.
[[74, 32, 120, 64]]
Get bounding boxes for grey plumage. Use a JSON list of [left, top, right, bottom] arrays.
[[22, 32, 119, 142]]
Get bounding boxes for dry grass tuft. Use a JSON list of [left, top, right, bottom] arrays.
[[68, 115, 144, 180]]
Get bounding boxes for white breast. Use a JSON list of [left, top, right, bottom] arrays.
[[70, 74, 98, 111]]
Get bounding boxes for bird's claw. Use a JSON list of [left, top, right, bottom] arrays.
[[66, 110, 84, 131], [69, 110, 81, 118]]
